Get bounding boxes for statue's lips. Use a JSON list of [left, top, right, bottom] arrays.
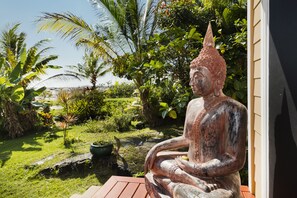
[[191, 87, 203, 94]]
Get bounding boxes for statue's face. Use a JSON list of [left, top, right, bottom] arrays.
[[189, 67, 214, 97]]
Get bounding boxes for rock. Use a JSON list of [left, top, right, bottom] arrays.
[[39, 153, 120, 176]]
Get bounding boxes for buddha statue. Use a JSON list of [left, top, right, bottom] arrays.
[[144, 23, 247, 198]]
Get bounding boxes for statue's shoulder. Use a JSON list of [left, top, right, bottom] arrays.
[[221, 96, 247, 113], [187, 98, 202, 108]]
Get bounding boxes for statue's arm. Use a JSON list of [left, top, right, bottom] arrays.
[[144, 136, 189, 173], [147, 99, 194, 154], [144, 99, 194, 173], [204, 106, 247, 177], [176, 105, 247, 177]]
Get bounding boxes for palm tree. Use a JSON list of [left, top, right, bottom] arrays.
[[67, 52, 110, 90], [37, 0, 160, 125], [37, 0, 158, 57]]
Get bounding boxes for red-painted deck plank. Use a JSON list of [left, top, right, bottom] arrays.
[[119, 182, 140, 198], [92, 176, 118, 197], [105, 181, 128, 198], [93, 176, 254, 198], [132, 183, 148, 198]]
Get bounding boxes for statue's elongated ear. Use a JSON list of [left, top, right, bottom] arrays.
[[214, 80, 220, 96]]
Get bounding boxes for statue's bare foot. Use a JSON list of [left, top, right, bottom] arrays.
[[206, 183, 218, 191], [191, 178, 211, 192]]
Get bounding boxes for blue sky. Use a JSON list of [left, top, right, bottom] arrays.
[[0, 0, 126, 87]]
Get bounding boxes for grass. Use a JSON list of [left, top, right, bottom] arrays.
[[0, 123, 162, 198], [0, 95, 182, 198], [104, 98, 135, 102]]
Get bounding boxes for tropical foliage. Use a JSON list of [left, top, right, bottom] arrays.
[[37, 0, 161, 125], [0, 24, 60, 138], [56, 88, 105, 124], [104, 82, 136, 98], [68, 89, 105, 123], [37, 0, 247, 124]]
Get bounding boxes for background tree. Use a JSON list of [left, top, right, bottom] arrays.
[[67, 52, 110, 90], [37, 0, 161, 125]]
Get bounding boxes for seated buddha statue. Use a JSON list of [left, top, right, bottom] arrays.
[[144, 23, 247, 198]]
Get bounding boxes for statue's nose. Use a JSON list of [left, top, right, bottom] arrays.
[[189, 79, 193, 86]]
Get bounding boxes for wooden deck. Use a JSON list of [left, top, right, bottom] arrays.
[[71, 176, 255, 198]]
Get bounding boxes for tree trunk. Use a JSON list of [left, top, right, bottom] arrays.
[[139, 88, 160, 127], [3, 102, 24, 138]]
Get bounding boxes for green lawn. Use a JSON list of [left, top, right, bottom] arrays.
[[0, 124, 162, 198]]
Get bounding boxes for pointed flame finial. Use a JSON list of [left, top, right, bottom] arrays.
[[203, 22, 215, 47]]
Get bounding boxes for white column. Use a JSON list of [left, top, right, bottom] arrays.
[[261, 0, 270, 197]]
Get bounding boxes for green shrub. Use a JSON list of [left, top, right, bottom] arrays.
[[83, 110, 134, 133], [68, 90, 105, 123], [84, 119, 103, 133], [64, 135, 81, 147], [111, 110, 134, 132], [83, 98, 137, 133], [133, 171, 145, 178], [101, 99, 131, 118], [101, 118, 118, 132], [38, 112, 54, 128], [104, 82, 136, 98], [125, 98, 145, 122], [84, 119, 117, 133]]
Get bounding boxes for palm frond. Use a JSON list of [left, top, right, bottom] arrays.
[[96, 63, 111, 76], [65, 70, 84, 79], [92, 0, 136, 52], [91, 0, 126, 31], [37, 12, 94, 43], [0, 23, 27, 59], [142, 0, 158, 38], [126, 0, 142, 49], [34, 74, 81, 87], [36, 47, 53, 57], [76, 38, 116, 61], [37, 12, 121, 62], [23, 47, 38, 74], [46, 65, 62, 69], [34, 55, 58, 74], [6, 48, 17, 68], [32, 38, 51, 49], [66, 64, 87, 79], [16, 32, 26, 58], [20, 71, 38, 87]]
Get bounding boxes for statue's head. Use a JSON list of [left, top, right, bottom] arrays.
[[190, 23, 226, 97]]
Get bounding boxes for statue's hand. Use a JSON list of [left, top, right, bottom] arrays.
[[175, 157, 196, 174], [175, 157, 219, 191]]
